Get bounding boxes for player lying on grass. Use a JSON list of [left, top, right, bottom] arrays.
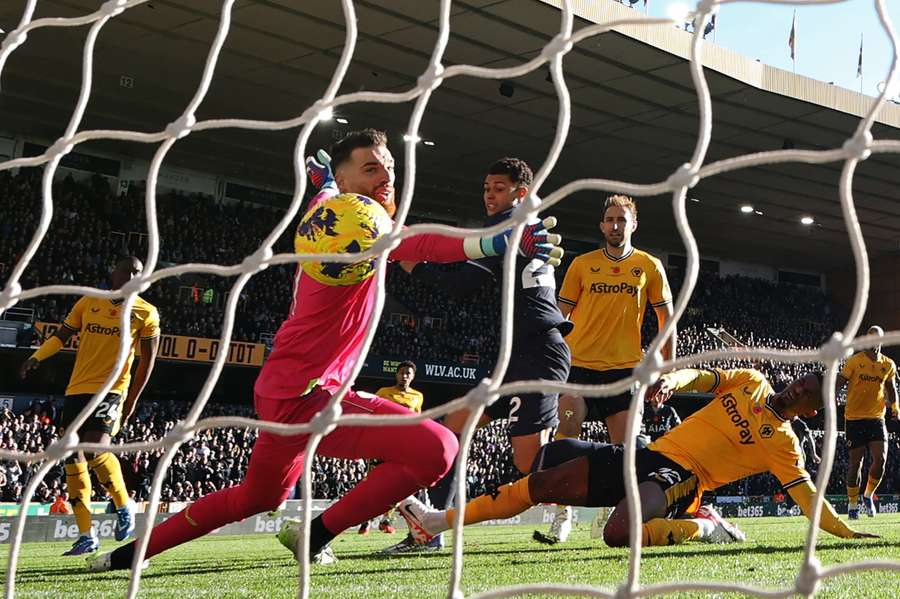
[[400, 368, 879, 547], [89, 128, 563, 573]]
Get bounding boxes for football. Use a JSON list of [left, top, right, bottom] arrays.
[[294, 192, 393, 286]]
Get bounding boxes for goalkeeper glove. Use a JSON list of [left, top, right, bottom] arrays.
[[305, 149, 337, 193], [464, 216, 564, 266]]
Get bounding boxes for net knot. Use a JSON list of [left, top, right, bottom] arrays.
[[2, 30, 27, 53], [45, 432, 79, 463], [165, 115, 196, 140], [371, 232, 402, 256], [48, 137, 74, 160], [795, 557, 822, 597], [666, 163, 699, 190], [613, 583, 634, 599], [465, 378, 497, 409], [633, 351, 663, 387], [819, 332, 849, 363], [417, 64, 445, 92], [242, 247, 272, 273], [120, 276, 149, 297], [0, 281, 22, 310], [101, 0, 129, 18], [168, 422, 195, 445], [516, 192, 542, 214], [541, 34, 573, 61], [842, 131, 872, 161], [696, 0, 720, 17], [302, 100, 334, 124], [308, 401, 341, 436]]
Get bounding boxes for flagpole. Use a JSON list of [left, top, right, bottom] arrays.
[[789, 10, 797, 74], [859, 32, 865, 95]]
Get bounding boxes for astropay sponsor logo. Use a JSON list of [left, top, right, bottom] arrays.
[[589, 281, 637, 296], [84, 323, 120, 336], [720, 393, 755, 445]]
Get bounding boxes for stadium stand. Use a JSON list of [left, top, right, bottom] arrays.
[[1, 168, 838, 373]]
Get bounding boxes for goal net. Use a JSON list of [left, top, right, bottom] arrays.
[[1, 0, 899, 598]]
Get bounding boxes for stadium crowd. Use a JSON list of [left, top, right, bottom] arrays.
[[0, 399, 372, 504], [0, 169, 295, 344], [2, 169, 840, 376]]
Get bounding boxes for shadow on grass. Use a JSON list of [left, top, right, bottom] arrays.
[[14, 539, 893, 585], [13, 555, 295, 582], [643, 539, 898, 560]]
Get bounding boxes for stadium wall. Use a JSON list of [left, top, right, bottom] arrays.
[[828, 256, 900, 332], [0, 503, 611, 545]]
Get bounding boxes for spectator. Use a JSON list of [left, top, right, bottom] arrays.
[[50, 493, 72, 514]]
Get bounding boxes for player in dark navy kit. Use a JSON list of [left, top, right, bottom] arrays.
[[790, 417, 821, 471], [643, 401, 681, 441], [392, 157, 571, 551]]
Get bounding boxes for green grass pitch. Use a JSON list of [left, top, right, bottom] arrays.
[[4, 515, 898, 598]]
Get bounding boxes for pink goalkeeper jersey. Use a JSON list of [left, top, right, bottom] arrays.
[[254, 191, 467, 400]]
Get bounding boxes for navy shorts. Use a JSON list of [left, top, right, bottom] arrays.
[[487, 332, 571, 437], [568, 366, 634, 421], [59, 393, 123, 436], [845, 418, 887, 450]]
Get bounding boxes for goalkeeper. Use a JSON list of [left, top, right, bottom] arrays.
[[89, 128, 564, 572]]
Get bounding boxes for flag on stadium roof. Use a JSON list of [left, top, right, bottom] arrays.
[[789, 11, 797, 61], [857, 33, 864, 78]]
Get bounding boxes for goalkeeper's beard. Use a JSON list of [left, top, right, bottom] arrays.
[[373, 187, 396, 217]]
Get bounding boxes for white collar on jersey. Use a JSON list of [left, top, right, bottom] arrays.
[[602, 247, 635, 262]]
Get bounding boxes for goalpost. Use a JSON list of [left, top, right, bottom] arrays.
[[1, 1, 899, 598]]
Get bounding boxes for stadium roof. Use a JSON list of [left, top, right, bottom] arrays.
[[1, 0, 899, 272]]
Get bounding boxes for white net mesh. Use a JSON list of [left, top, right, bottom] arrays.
[[1, 0, 899, 597]]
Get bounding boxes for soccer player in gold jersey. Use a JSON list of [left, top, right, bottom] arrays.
[[374, 361, 424, 414], [836, 325, 899, 519], [400, 368, 878, 547], [20, 257, 160, 555], [541, 195, 675, 542], [358, 361, 425, 537]]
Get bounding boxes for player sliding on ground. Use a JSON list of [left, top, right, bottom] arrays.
[[88, 128, 563, 573], [400, 368, 878, 547]]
